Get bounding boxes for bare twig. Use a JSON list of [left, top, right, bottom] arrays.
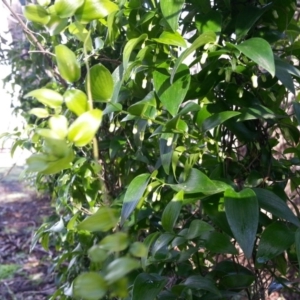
[[2, 0, 67, 87]]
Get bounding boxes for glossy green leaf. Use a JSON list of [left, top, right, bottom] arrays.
[[132, 273, 167, 300], [186, 220, 214, 239], [224, 188, 259, 259], [69, 22, 93, 51], [88, 246, 108, 263], [104, 257, 140, 284], [99, 232, 128, 252], [77, 207, 119, 232], [54, 0, 84, 18], [170, 168, 225, 195], [152, 233, 174, 256], [73, 272, 107, 300], [23, 4, 50, 24], [153, 31, 187, 48], [75, 0, 119, 23], [235, 4, 271, 39], [171, 32, 216, 82], [295, 228, 300, 268], [154, 64, 190, 116], [123, 34, 147, 71], [159, 133, 174, 175], [183, 275, 221, 296], [120, 173, 151, 226], [28, 108, 49, 118], [162, 191, 183, 232], [160, 0, 185, 32], [201, 111, 241, 132], [45, 13, 69, 36], [203, 231, 238, 254], [129, 242, 148, 258], [24, 89, 63, 108], [196, 10, 222, 34], [48, 115, 68, 139], [234, 38, 275, 77], [64, 89, 88, 116], [128, 91, 156, 116], [257, 222, 295, 263], [55, 45, 81, 83], [88, 64, 114, 102], [253, 188, 300, 227], [67, 109, 103, 147]]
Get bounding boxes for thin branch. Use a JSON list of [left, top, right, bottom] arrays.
[[2, 0, 67, 87]]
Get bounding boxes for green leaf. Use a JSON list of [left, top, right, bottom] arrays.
[[75, 0, 119, 23], [48, 115, 68, 139], [67, 109, 103, 147], [224, 188, 259, 259], [120, 173, 151, 225], [88, 64, 114, 102], [24, 89, 63, 108], [234, 38, 275, 77], [154, 64, 190, 116], [64, 89, 88, 116], [73, 272, 107, 300], [171, 32, 216, 82], [257, 222, 295, 263], [129, 242, 148, 258], [253, 188, 300, 227], [23, 4, 50, 24], [153, 31, 187, 48], [235, 4, 271, 39], [77, 207, 119, 232], [54, 0, 84, 18], [88, 246, 108, 263], [295, 228, 300, 268], [203, 231, 238, 254], [201, 111, 241, 132], [195, 10, 222, 34], [161, 191, 184, 232], [128, 91, 156, 116], [28, 108, 49, 118], [132, 273, 167, 300], [69, 22, 93, 51], [55, 45, 81, 83], [183, 275, 221, 296], [104, 257, 140, 284], [123, 34, 147, 71], [170, 168, 224, 195], [99, 232, 129, 252], [159, 133, 174, 175], [45, 13, 69, 36], [160, 0, 185, 32], [186, 220, 214, 239]]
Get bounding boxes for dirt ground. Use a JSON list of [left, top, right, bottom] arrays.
[[0, 163, 56, 300]]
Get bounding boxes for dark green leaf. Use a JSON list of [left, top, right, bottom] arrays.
[[186, 220, 214, 239], [202, 111, 240, 132], [196, 10, 222, 34], [161, 191, 183, 232], [295, 228, 300, 268], [234, 38, 275, 77], [120, 173, 151, 225], [183, 275, 221, 296], [253, 188, 300, 227], [203, 231, 238, 254], [257, 222, 295, 263], [224, 188, 259, 259], [154, 64, 190, 116], [132, 273, 167, 300]]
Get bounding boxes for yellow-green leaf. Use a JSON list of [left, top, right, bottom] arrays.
[[48, 115, 68, 139], [73, 272, 107, 300], [88, 64, 114, 102], [64, 89, 88, 116], [23, 4, 50, 25], [67, 109, 103, 146], [55, 45, 81, 83], [99, 232, 129, 252], [54, 0, 84, 18], [28, 108, 49, 118], [24, 89, 63, 108], [75, 0, 119, 23], [153, 31, 187, 48]]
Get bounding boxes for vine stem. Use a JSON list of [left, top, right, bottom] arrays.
[[2, 0, 67, 87]]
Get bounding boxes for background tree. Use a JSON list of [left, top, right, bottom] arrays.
[[3, 0, 300, 299]]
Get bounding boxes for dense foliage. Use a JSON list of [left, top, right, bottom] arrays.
[[3, 0, 300, 299]]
